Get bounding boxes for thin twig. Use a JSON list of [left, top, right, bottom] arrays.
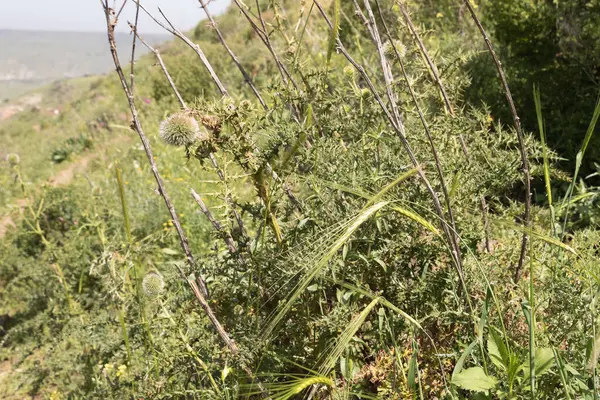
[[101, 0, 208, 297], [232, 0, 297, 89], [462, 0, 531, 282], [198, 0, 268, 109], [398, 2, 453, 116], [191, 189, 245, 262], [102, 2, 267, 390], [130, 27, 187, 108], [129, 0, 140, 91], [371, 0, 462, 271], [396, 2, 470, 159], [135, 1, 228, 96]]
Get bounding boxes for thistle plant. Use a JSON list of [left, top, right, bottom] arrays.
[[159, 111, 207, 146], [6, 153, 20, 166], [142, 271, 165, 298]]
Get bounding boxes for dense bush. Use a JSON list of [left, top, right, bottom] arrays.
[[465, 0, 600, 177]]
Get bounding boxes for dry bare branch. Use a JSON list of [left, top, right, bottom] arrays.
[[198, 0, 268, 109], [101, 0, 208, 297], [462, 0, 531, 282], [313, 0, 468, 302]]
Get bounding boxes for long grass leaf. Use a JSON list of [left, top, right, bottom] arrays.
[[493, 220, 576, 254], [561, 91, 600, 235], [262, 201, 389, 340], [534, 84, 555, 237], [319, 298, 379, 375]]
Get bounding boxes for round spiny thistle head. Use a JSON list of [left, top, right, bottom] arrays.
[[343, 65, 357, 81], [6, 153, 20, 166], [384, 40, 406, 60], [142, 271, 165, 298], [159, 112, 202, 146], [91, 186, 102, 197], [360, 88, 371, 98]]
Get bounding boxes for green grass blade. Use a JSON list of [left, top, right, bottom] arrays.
[[262, 201, 389, 340], [318, 297, 379, 375], [561, 91, 600, 236], [533, 84, 555, 236], [493, 220, 576, 254]]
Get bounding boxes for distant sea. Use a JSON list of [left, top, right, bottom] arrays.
[[0, 30, 169, 100]]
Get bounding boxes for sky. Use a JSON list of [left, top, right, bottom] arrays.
[[0, 0, 231, 34]]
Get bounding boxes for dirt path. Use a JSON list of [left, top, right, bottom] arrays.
[[0, 135, 129, 238], [0, 93, 43, 121]]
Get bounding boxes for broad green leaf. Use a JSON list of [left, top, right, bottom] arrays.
[[452, 340, 478, 380], [452, 367, 497, 392], [524, 348, 555, 378], [487, 331, 508, 372]]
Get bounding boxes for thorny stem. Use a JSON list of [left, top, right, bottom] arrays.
[[396, 1, 470, 159], [101, 0, 209, 297], [462, 0, 531, 282]]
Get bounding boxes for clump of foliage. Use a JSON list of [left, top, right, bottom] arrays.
[[0, 1, 599, 399], [465, 0, 600, 177]]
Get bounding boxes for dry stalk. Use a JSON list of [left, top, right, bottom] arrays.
[[198, 0, 267, 109], [462, 0, 531, 282], [370, 0, 462, 267], [397, 1, 470, 159], [101, 1, 265, 389], [130, 27, 187, 108], [313, 0, 469, 302], [231, 0, 302, 92], [101, 1, 209, 298]]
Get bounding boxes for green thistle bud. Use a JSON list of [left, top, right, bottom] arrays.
[[142, 271, 165, 298], [343, 65, 357, 81], [159, 112, 204, 146], [6, 153, 20, 166], [360, 88, 371, 98], [384, 40, 406, 60]]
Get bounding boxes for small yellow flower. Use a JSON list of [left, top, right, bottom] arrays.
[[116, 364, 128, 377], [103, 363, 114, 373]]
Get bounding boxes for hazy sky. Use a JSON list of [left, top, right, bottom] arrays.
[[0, 0, 231, 34]]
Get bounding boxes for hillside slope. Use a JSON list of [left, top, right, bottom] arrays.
[[0, 1, 598, 399]]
